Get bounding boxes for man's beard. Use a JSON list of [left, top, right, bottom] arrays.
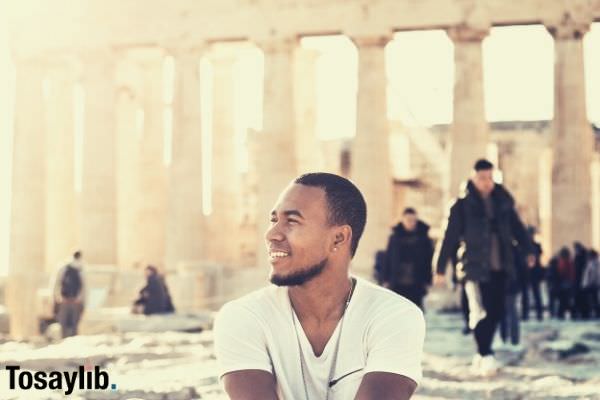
[[270, 258, 328, 286]]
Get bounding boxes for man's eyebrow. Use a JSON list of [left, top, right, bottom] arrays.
[[270, 209, 304, 219], [283, 210, 304, 219]]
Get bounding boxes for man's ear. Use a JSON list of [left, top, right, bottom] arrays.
[[332, 226, 352, 251]]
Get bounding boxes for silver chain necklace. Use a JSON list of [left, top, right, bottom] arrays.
[[290, 278, 356, 400]]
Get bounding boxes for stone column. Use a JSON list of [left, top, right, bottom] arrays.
[[135, 50, 168, 268], [252, 37, 298, 269], [44, 60, 77, 271], [165, 48, 205, 270], [591, 155, 600, 251], [546, 18, 593, 251], [115, 54, 143, 269], [446, 25, 489, 199], [206, 46, 242, 266], [350, 35, 393, 273], [6, 59, 46, 338], [79, 52, 117, 265], [293, 47, 322, 173]]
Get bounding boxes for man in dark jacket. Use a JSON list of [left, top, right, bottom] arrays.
[[382, 208, 434, 310], [435, 159, 533, 376]]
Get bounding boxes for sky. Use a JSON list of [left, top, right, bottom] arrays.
[[0, 23, 599, 274]]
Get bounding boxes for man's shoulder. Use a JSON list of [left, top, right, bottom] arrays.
[[218, 285, 285, 320], [449, 197, 465, 212], [354, 279, 425, 341], [356, 278, 423, 316]]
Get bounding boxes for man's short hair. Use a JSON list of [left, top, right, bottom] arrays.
[[473, 159, 494, 171], [294, 173, 366, 258], [403, 207, 417, 216], [73, 251, 82, 260]]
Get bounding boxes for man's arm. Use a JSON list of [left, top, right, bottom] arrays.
[[354, 372, 417, 400], [77, 269, 86, 306], [214, 302, 276, 400], [52, 266, 65, 303], [359, 301, 425, 399], [435, 201, 464, 276], [382, 236, 395, 286], [509, 207, 534, 265], [425, 236, 434, 286], [222, 370, 279, 400]]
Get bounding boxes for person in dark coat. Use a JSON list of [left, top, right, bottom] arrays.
[[573, 242, 590, 319], [556, 247, 576, 319], [373, 250, 387, 286], [582, 249, 600, 318], [499, 244, 526, 349], [522, 229, 545, 321], [435, 159, 533, 375], [133, 265, 175, 315], [546, 255, 560, 318], [381, 208, 434, 310]]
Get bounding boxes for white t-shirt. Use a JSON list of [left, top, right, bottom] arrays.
[[214, 277, 425, 400]]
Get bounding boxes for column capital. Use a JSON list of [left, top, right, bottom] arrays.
[[13, 55, 47, 71], [166, 44, 206, 60], [207, 42, 242, 64], [78, 47, 116, 64], [446, 23, 489, 43], [350, 34, 392, 48], [78, 50, 116, 82], [253, 36, 298, 53], [545, 13, 591, 40], [122, 47, 165, 71]]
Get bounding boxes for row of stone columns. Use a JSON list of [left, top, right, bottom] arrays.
[[330, 19, 597, 269], [444, 18, 595, 254], [6, 22, 596, 336]]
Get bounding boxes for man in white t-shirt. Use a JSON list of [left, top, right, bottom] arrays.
[[214, 173, 426, 400]]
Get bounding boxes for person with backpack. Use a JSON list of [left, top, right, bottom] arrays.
[[53, 251, 86, 338]]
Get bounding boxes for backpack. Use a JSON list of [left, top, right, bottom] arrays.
[[61, 265, 82, 299]]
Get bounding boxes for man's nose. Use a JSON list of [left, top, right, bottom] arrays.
[[265, 222, 284, 243]]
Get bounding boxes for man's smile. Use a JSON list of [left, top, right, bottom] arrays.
[[269, 249, 291, 263]]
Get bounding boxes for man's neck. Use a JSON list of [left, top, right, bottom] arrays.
[[475, 188, 491, 200], [288, 270, 353, 324]]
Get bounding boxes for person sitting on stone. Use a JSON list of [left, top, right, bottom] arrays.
[[132, 265, 175, 315]]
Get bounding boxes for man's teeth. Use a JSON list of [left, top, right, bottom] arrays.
[[270, 252, 289, 258]]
